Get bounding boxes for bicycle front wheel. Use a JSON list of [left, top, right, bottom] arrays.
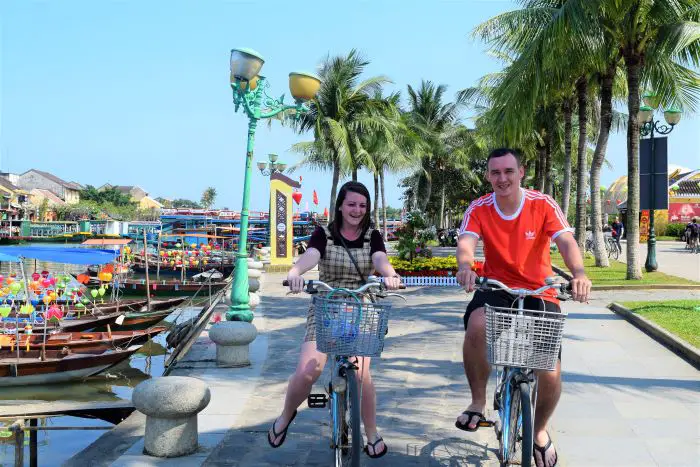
[[333, 367, 362, 467], [503, 381, 533, 467]]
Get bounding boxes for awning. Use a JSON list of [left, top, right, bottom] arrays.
[[0, 252, 19, 263], [161, 233, 229, 239], [81, 239, 133, 246], [0, 246, 117, 264]]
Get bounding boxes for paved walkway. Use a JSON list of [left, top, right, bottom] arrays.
[[99, 272, 699, 466], [618, 240, 700, 282], [199, 274, 698, 467]]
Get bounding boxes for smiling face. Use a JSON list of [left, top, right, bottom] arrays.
[[338, 191, 368, 230], [486, 153, 525, 198]]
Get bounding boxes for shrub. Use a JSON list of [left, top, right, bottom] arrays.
[[395, 211, 435, 261], [665, 223, 687, 239]]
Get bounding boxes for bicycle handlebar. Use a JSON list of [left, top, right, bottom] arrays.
[[282, 276, 405, 294], [475, 276, 571, 298]]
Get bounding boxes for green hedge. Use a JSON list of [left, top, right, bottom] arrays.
[[665, 223, 687, 238], [390, 256, 458, 273]]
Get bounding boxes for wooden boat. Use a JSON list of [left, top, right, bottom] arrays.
[[118, 277, 231, 297], [0, 327, 167, 352], [0, 346, 140, 387], [131, 262, 234, 278], [2, 298, 187, 333]]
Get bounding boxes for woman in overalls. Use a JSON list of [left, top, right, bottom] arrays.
[[268, 181, 402, 459]]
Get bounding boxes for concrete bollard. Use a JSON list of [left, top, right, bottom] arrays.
[[248, 268, 263, 279], [248, 278, 260, 293], [248, 292, 260, 309], [132, 376, 211, 458], [247, 259, 264, 270], [209, 321, 257, 367]]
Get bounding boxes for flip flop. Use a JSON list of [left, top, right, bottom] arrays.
[[363, 436, 387, 459], [455, 410, 486, 432], [533, 433, 558, 467], [267, 410, 297, 448]]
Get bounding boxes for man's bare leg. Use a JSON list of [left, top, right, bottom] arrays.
[[457, 307, 491, 429]]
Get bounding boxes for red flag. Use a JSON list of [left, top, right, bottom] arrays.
[[323, 207, 329, 217], [312, 190, 318, 205]]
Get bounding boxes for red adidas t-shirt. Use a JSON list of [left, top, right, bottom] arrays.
[[458, 188, 573, 300]]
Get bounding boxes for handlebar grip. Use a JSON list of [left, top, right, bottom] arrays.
[[282, 280, 289, 286], [399, 284, 406, 290], [475, 276, 488, 285]]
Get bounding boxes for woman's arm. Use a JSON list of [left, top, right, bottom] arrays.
[[286, 248, 321, 292], [371, 251, 401, 289]]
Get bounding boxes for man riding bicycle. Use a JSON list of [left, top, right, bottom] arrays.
[[611, 216, 624, 254], [455, 148, 592, 467]]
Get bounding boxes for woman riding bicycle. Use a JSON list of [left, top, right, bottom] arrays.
[[268, 181, 401, 459]]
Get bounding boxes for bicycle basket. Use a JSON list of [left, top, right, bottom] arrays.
[[484, 305, 566, 371], [313, 296, 391, 357]]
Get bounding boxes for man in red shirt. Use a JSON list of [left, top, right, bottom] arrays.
[[455, 148, 591, 467]]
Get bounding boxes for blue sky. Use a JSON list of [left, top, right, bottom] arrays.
[[2, 0, 698, 213]]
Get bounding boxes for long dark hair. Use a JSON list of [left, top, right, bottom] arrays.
[[329, 181, 371, 239]]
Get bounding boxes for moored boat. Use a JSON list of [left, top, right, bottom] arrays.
[[0, 346, 140, 387], [0, 327, 166, 352]]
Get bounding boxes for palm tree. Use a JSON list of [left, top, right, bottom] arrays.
[[200, 187, 217, 209], [294, 50, 391, 221], [405, 80, 462, 213]]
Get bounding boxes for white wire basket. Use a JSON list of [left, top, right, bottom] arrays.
[[313, 296, 391, 357], [484, 305, 566, 371]]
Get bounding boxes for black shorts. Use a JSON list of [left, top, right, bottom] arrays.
[[464, 290, 563, 359]]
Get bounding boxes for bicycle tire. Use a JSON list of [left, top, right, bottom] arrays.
[[334, 367, 361, 467], [501, 380, 533, 467]]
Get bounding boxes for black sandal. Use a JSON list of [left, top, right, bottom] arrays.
[[455, 410, 486, 432], [267, 410, 297, 448], [533, 434, 558, 467], [363, 436, 388, 459]]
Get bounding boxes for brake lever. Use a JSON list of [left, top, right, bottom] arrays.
[[383, 293, 407, 302]]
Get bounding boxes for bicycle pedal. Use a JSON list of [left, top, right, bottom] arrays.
[[307, 393, 328, 408], [478, 419, 495, 428]]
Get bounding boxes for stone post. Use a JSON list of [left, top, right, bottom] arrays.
[[132, 376, 210, 457], [209, 321, 257, 367]]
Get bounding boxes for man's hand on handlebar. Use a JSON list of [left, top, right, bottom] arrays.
[[456, 267, 479, 292], [569, 274, 592, 303], [285, 273, 305, 293]]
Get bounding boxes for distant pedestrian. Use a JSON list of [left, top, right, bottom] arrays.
[[611, 216, 624, 253]]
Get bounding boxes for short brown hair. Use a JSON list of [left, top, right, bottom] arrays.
[[487, 148, 522, 168]]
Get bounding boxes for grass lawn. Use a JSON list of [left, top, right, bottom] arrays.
[[552, 253, 698, 286], [620, 300, 700, 347]]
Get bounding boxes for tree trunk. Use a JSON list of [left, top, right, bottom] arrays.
[[574, 77, 588, 253], [537, 141, 546, 192], [624, 55, 643, 279], [562, 97, 573, 219], [590, 65, 616, 267], [439, 183, 446, 229], [352, 167, 358, 182], [419, 163, 432, 212], [380, 169, 388, 241], [544, 130, 554, 196], [533, 144, 543, 191], [373, 172, 380, 229], [329, 157, 341, 224]]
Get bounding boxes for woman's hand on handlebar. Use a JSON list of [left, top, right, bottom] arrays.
[[285, 274, 305, 293], [383, 275, 402, 290], [456, 267, 478, 292]]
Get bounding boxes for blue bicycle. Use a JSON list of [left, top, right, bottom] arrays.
[[283, 277, 402, 467], [475, 277, 569, 467]]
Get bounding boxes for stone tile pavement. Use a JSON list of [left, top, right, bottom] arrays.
[[105, 272, 699, 466]]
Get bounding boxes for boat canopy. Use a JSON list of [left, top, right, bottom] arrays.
[[0, 246, 117, 265], [0, 252, 20, 263]]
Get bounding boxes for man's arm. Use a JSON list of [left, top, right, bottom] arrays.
[[456, 234, 479, 291], [554, 231, 591, 302]]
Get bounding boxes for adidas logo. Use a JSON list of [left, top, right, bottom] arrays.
[[525, 231, 535, 240]]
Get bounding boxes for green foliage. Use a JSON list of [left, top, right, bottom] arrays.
[[38, 199, 49, 221], [200, 187, 217, 209], [171, 199, 201, 208], [395, 211, 435, 260], [80, 185, 133, 206], [665, 223, 687, 239], [380, 206, 402, 220], [390, 255, 458, 273], [156, 197, 173, 208], [621, 300, 700, 348], [54, 201, 159, 221]]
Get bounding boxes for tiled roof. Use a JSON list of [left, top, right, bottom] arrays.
[[23, 169, 81, 190], [674, 179, 700, 197], [0, 177, 19, 192]]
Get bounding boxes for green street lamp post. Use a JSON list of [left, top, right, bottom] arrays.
[[638, 91, 682, 273], [226, 48, 320, 322]]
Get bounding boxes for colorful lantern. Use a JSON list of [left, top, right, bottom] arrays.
[[31, 272, 40, 281]]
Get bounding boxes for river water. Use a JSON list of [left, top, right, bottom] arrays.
[[0, 251, 207, 466]]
